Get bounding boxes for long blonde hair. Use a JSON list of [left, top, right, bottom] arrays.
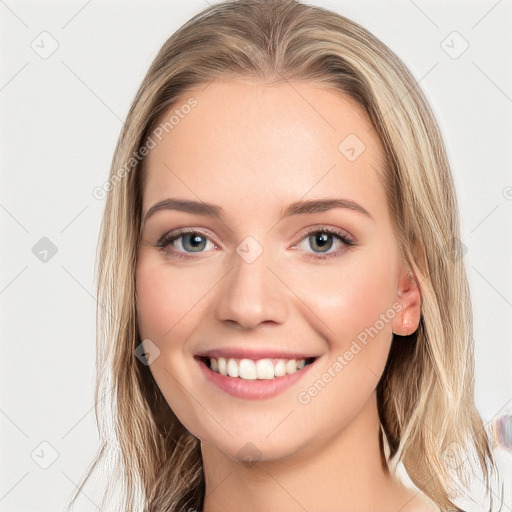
[[66, 1, 501, 510]]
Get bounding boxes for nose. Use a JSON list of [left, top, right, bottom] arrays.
[[214, 243, 288, 329]]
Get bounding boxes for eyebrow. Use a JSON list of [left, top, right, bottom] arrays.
[[143, 197, 373, 225]]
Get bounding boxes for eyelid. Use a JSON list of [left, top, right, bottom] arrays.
[[292, 224, 355, 245], [156, 226, 220, 248], [289, 225, 356, 261], [155, 224, 356, 260], [156, 227, 221, 260]]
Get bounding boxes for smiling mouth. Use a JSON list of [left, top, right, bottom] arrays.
[[197, 356, 316, 380]]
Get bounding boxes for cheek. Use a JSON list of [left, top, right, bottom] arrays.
[[136, 264, 174, 340], [135, 255, 212, 434], [135, 254, 211, 341], [291, 250, 398, 429], [289, 248, 399, 348]]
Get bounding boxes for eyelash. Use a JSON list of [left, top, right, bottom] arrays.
[[155, 226, 356, 262]]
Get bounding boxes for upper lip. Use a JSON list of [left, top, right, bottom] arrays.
[[196, 347, 319, 360]]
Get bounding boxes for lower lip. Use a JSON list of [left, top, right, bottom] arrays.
[[195, 357, 316, 400]]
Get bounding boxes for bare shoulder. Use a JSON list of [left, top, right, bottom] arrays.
[[384, 477, 442, 512], [398, 489, 441, 512]]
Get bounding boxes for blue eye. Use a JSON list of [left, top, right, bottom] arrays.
[[156, 230, 217, 260], [294, 226, 355, 261], [309, 232, 334, 252], [156, 226, 355, 261], [177, 232, 208, 252]]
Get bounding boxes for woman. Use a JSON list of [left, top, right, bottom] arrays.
[[67, 1, 501, 510]]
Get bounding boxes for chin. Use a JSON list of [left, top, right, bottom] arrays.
[[199, 431, 303, 465]]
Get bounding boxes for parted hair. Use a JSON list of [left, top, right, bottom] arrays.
[[66, 1, 500, 511]]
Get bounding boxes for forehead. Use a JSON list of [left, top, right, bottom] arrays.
[[142, 78, 388, 221]]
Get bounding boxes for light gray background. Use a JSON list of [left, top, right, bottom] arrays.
[[1, 1, 511, 511]]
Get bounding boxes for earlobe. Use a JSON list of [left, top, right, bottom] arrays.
[[392, 268, 422, 336]]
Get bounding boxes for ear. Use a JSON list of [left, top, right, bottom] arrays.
[[391, 266, 422, 336]]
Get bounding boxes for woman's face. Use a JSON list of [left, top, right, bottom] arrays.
[[136, 78, 419, 462]]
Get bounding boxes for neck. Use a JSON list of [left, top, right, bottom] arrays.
[[200, 393, 404, 512]]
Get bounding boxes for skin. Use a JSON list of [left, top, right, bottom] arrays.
[[136, 78, 436, 511]]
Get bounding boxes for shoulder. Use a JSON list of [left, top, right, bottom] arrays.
[[395, 487, 441, 512]]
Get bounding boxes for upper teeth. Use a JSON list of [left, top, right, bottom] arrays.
[[210, 357, 307, 380]]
